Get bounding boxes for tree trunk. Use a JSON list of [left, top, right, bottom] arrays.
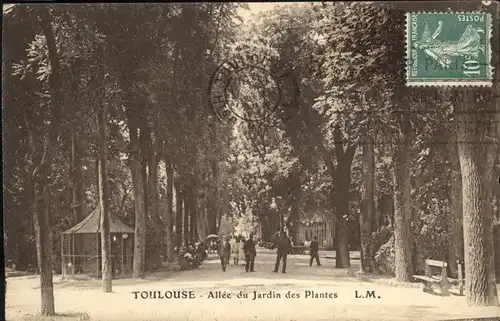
[[198, 202, 208, 240], [494, 225, 500, 284], [448, 144, 463, 277], [208, 158, 219, 235], [484, 161, 498, 301], [140, 124, 150, 220], [69, 52, 86, 222], [148, 132, 160, 225], [139, 126, 151, 271], [13, 232, 21, 270], [456, 91, 499, 306], [128, 119, 146, 279], [30, 7, 64, 315], [220, 177, 230, 227], [373, 175, 380, 232], [392, 146, 413, 281], [184, 192, 190, 245], [145, 130, 160, 270], [97, 47, 112, 292], [360, 140, 375, 272], [97, 159, 112, 292], [175, 181, 183, 247], [334, 181, 351, 269], [392, 104, 413, 282], [32, 182, 55, 315], [495, 157, 500, 283], [458, 142, 498, 305], [165, 161, 174, 261], [287, 182, 301, 243], [132, 158, 146, 278], [334, 219, 350, 268], [71, 127, 86, 222], [493, 152, 500, 283], [333, 138, 355, 268], [207, 197, 218, 235], [190, 180, 199, 242]]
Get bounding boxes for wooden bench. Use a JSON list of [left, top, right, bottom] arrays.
[[413, 259, 464, 296]]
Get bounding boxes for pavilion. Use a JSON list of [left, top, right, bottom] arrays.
[[61, 206, 134, 279]]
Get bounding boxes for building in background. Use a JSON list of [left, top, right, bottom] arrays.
[[295, 218, 335, 249]]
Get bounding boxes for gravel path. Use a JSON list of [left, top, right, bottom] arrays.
[[6, 249, 500, 321]]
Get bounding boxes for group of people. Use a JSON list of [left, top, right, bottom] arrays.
[[271, 231, 322, 273], [218, 231, 322, 274], [174, 242, 208, 270], [218, 232, 257, 272]]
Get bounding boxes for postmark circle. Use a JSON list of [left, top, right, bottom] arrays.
[[208, 53, 298, 123]]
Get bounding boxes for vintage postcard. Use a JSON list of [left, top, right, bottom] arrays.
[[2, 1, 500, 321]]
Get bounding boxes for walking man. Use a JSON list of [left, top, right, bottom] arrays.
[[219, 235, 231, 272], [243, 233, 256, 272], [273, 230, 292, 274], [309, 236, 321, 266]]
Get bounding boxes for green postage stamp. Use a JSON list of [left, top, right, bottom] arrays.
[[406, 12, 493, 86]]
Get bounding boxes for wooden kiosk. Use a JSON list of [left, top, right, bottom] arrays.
[[61, 206, 134, 279]]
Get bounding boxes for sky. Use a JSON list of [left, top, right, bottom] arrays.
[[237, 2, 309, 23], [3, 3, 283, 16], [3, 4, 15, 13], [3, 3, 306, 19], [237, 2, 284, 21]]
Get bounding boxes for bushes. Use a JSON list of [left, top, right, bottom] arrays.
[[373, 225, 395, 275], [413, 200, 449, 274], [373, 199, 450, 276], [374, 235, 395, 275]]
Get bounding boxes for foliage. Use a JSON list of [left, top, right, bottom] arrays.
[[374, 235, 395, 276]]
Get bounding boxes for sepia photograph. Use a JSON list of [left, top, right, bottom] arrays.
[[2, 1, 500, 321]]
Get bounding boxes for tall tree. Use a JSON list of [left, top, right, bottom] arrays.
[[309, 3, 407, 269], [448, 144, 463, 277], [175, 181, 183, 247], [456, 89, 499, 306], [392, 97, 414, 281], [96, 43, 112, 293], [70, 126, 86, 221], [31, 7, 64, 315], [130, 120, 147, 279], [164, 160, 175, 261], [183, 191, 190, 245], [360, 138, 375, 272]]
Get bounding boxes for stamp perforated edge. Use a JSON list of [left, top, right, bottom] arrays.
[[405, 12, 494, 87]]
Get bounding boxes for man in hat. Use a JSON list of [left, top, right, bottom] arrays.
[[218, 235, 231, 272], [273, 230, 292, 273], [243, 232, 256, 272], [309, 236, 321, 266], [230, 235, 238, 265]]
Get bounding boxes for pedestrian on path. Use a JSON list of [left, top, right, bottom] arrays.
[[273, 230, 292, 273], [243, 233, 256, 272], [309, 236, 321, 266], [218, 235, 231, 272], [230, 236, 238, 265], [238, 237, 245, 266]]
